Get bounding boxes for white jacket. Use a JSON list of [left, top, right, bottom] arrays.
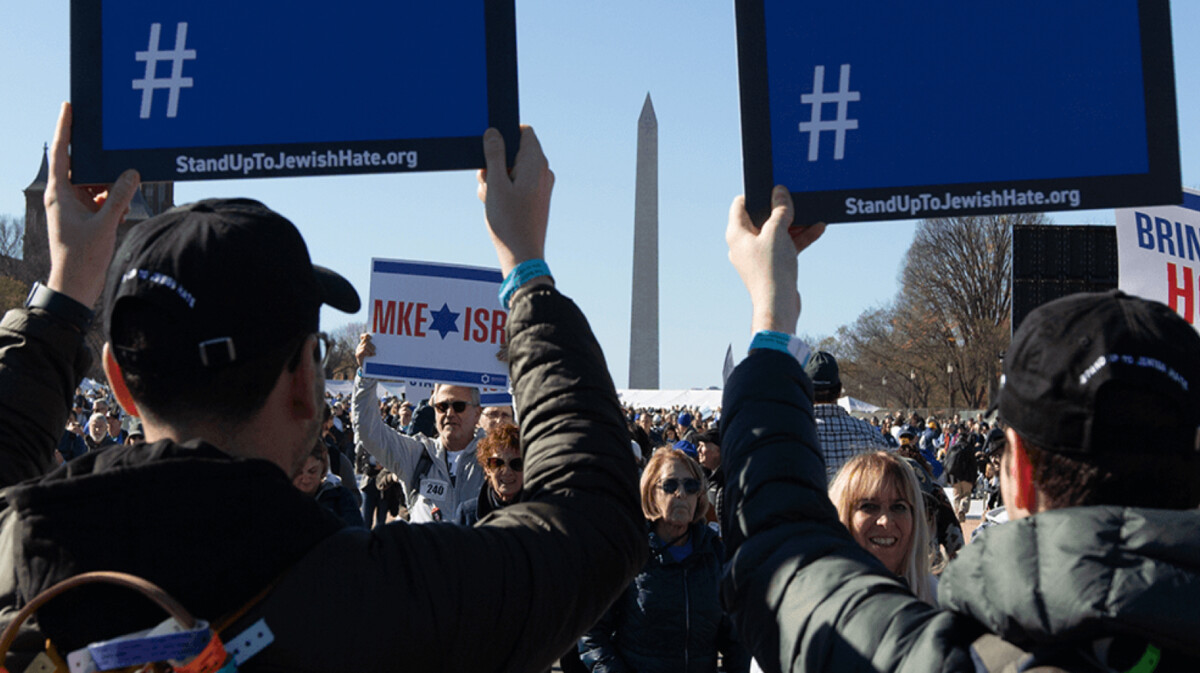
[[351, 376, 484, 523]]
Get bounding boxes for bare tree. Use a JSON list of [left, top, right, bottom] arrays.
[[0, 215, 24, 278], [325, 321, 366, 380], [837, 299, 944, 410], [829, 213, 1046, 412], [898, 213, 1046, 408], [0, 216, 29, 315]]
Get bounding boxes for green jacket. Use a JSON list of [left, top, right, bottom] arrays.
[[720, 349, 1200, 672]]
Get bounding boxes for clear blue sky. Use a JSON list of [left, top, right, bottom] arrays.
[[3, 4, 1198, 390]]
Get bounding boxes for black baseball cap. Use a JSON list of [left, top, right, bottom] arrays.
[[997, 290, 1200, 456], [104, 198, 360, 372], [804, 351, 841, 390]]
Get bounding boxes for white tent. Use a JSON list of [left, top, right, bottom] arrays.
[[838, 396, 881, 414], [617, 389, 723, 409]]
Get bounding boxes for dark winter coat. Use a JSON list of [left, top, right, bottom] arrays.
[[456, 483, 513, 526], [943, 442, 979, 483], [56, 430, 87, 462], [0, 285, 647, 672], [314, 477, 366, 528], [719, 349, 1200, 672], [580, 521, 749, 673]]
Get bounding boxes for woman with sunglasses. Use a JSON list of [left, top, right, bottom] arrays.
[[456, 424, 523, 526], [580, 448, 749, 673]]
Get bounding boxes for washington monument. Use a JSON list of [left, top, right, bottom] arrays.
[[628, 94, 659, 389]]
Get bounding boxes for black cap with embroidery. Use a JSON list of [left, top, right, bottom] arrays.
[[804, 351, 841, 390], [997, 290, 1200, 455], [104, 198, 360, 371]]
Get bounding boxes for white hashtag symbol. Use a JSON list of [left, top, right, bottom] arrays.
[[132, 22, 196, 119], [798, 64, 860, 161]]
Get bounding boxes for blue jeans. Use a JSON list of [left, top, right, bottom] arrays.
[[360, 480, 387, 528]]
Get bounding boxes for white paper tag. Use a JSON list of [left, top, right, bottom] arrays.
[[228, 618, 275, 665], [420, 478, 450, 501]]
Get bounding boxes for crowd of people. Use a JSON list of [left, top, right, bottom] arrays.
[[0, 103, 1196, 672]]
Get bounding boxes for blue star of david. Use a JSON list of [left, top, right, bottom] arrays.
[[429, 303, 460, 340]]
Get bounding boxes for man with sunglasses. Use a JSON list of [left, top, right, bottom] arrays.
[[349, 339, 487, 523], [0, 106, 646, 671]]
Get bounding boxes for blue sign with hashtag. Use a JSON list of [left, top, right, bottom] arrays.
[[735, 0, 1181, 224], [70, 0, 518, 183]]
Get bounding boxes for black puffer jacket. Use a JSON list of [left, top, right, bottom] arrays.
[[0, 285, 647, 673], [720, 349, 1200, 672], [581, 521, 748, 673]]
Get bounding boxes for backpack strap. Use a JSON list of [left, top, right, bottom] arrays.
[[405, 449, 435, 511]]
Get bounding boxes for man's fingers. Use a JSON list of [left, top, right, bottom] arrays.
[[476, 169, 489, 206], [481, 128, 507, 187], [47, 102, 73, 196], [761, 185, 795, 235], [726, 195, 759, 246], [511, 125, 546, 188], [787, 222, 827, 254], [97, 170, 141, 223]]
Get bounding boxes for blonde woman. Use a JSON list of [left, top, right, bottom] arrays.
[[828, 451, 936, 604]]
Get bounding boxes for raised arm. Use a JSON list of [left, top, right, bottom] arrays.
[[249, 127, 646, 673], [0, 103, 139, 487], [349, 333, 425, 484], [462, 125, 646, 668], [719, 190, 973, 672]]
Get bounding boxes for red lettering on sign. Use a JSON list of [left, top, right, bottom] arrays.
[[397, 302, 414, 336], [491, 310, 507, 345], [1168, 262, 1195, 324], [415, 303, 429, 337], [373, 300, 396, 335], [472, 307, 489, 342], [463, 307, 473, 341]]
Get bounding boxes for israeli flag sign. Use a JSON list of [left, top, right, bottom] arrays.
[[70, 1, 518, 183], [736, 0, 1181, 224], [364, 259, 508, 388]]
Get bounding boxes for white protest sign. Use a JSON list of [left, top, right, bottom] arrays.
[[364, 259, 509, 387], [1116, 189, 1200, 331], [480, 387, 512, 407]]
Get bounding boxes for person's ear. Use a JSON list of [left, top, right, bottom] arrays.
[[102, 344, 139, 418], [288, 336, 320, 422], [1005, 428, 1038, 513]]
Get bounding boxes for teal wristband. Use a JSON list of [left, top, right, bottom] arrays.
[[749, 330, 811, 367], [498, 259, 552, 309], [749, 330, 791, 353]]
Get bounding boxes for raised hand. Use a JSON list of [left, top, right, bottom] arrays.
[[476, 126, 555, 277], [725, 186, 826, 334], [44, 102, 141, 307]]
